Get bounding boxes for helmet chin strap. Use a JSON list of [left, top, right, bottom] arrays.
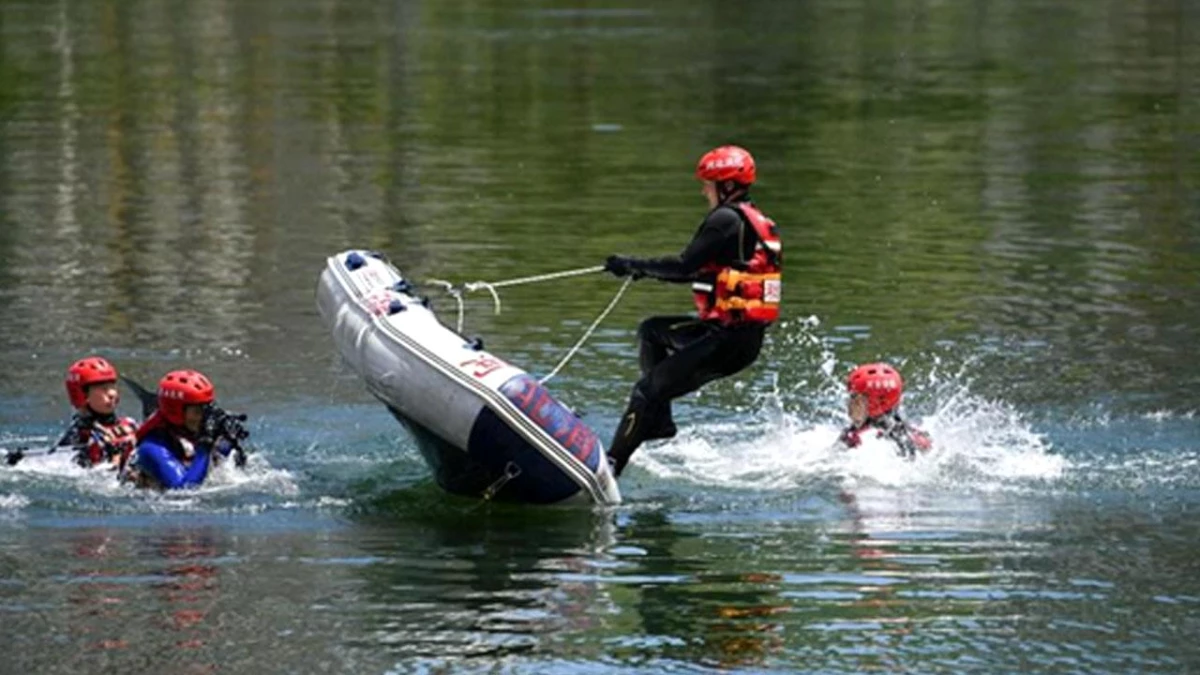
[[717, 181, 748, 204]]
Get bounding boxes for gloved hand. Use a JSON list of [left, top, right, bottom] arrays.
[[604, 255, 644, 279], [839, 428, 862, 449], [202, 406, 250, 444]]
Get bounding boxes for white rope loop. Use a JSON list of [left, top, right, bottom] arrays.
[[422, 265, 626, 384], [424, 278, 467, 333], [425, 265, 607, 328]]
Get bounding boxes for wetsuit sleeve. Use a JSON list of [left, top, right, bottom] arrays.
[[629, 207, 743, 282], [135, 438, 211, 489], [839, 426, 863, 448], [892, 431, 918, 458], [887, 421, 931, 458], [909, 427, 933, 452]]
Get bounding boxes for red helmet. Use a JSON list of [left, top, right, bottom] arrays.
[[157, 370, 216, 426], [65, 357, 119, 409], [846, 362, 903, 418], [695, 145, 756, 185]]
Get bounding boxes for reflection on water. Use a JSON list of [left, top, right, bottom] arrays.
[[2, 527, 227, 674], [350, 492, 618, 660], [1, 0, 1197, 413], [2, 489, 1199, 672]]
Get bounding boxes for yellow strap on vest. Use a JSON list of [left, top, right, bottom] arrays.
[[715, 269, 781, 294]]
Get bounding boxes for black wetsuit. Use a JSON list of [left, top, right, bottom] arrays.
[[606, 196, 772, 477], [840, 414, 931, 459]]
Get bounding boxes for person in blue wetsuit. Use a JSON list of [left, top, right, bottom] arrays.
[[125, 369, 249, 490]]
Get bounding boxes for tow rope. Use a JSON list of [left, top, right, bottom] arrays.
[[424, 266, 630, 384]]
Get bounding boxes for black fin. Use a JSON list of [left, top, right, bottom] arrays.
[[120, 375, 159, 419]]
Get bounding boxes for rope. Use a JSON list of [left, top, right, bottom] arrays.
[[424, 279, 466, 333], [423, 265, 606, 332], [464, 281, 504, 315], [420, 265, 626, 384], [539, 277, 632, 385], [466, 265, 604, 291]]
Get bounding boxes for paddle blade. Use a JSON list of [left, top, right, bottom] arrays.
[[120, 375, 158, 419]]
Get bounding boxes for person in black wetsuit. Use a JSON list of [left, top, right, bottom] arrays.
[[602, 145, 782, 477], [839, 362, 932, 459]]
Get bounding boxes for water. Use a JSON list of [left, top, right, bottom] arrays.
[[2, 0, 1199, 671]]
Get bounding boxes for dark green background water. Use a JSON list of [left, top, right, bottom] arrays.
[[1, 1, 1198, 672]]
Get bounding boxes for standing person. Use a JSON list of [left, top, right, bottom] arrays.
[[127, 369, 248, 490], [602, 145, 782, 477], [62, 356, 140, 468], [839, 362, 932, 458]]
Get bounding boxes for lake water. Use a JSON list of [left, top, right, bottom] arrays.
[[1, 0, 1198, 672]]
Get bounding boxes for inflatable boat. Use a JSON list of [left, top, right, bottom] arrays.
[[316, 250, 621, 506]]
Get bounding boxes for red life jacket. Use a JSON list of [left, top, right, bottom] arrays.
[[691, 201, 782, 324], [75, 415, 139, 466], [135, 411, 166, 442]]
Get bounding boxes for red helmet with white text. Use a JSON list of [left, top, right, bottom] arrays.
[[157, 370, 215, 426], [65, 357, 119, 409], [846, 362, 903, 418], [695, 145, 756, 185]]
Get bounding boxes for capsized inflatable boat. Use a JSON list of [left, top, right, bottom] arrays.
[[316, 250, 621, 506]]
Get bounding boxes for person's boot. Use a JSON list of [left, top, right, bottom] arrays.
[[644, 405, 677, 441], [606, 403, 642, 478]]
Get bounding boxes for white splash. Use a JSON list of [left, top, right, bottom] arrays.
[[194, 454, 301, 497], [1, 447, 300, 507], [637, 356, 1066, 494], [0, 493, 31, 511], [1143, 409, 1196, 421]]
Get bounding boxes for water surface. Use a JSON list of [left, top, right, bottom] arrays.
[[1, 0, 1198, 672]]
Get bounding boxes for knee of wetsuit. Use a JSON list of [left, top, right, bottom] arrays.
[[635, 318, 658, 339], [629, 381, 658, 408]]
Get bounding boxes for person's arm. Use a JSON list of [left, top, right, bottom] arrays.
[[887, 421, 931, 458], [610, 208, 743, 282], [135, 438, 211, 489], [909, 427, 933, 453], [839, 426, 863, 448]]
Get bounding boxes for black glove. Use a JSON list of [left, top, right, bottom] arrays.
[[202, 406, 250, 444], [604, 255, 644, 279]]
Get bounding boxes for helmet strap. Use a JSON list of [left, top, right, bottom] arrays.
[[717, 181, 748, 204], [82, 406, 116, 423]]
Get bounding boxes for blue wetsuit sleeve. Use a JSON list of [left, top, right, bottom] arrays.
[[136, 439, 211, 489]]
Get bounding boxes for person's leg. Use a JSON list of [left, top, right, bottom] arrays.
[[637, 316, 711, 376], [607, 385, 664, 477], [634, 316, 716, 441], [608, 324, 764, 476]]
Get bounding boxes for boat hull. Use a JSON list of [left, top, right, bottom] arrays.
[[317, 250, 621, 506]]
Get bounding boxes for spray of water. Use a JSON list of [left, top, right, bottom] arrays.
[[637, 318, 1067, 494], [0, 436, 300, 513]]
